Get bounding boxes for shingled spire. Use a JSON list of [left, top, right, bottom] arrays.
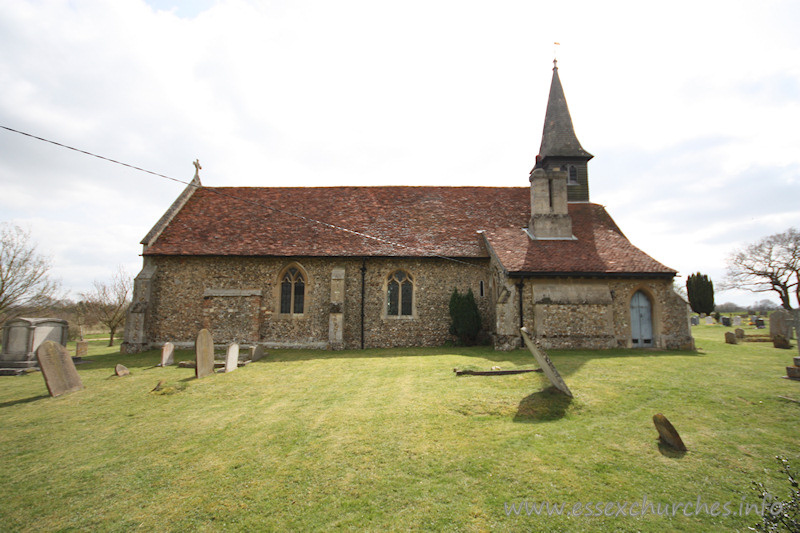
[[535, 60, 593, 202]]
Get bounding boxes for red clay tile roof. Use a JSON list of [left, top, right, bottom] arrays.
[[483, 203, 676, 276], [143, 186, 676, 276]]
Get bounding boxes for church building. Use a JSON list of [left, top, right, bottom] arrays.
[[122, 63, 693, 353]]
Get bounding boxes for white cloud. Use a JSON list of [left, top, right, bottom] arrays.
[[0, 0, 799, 305]]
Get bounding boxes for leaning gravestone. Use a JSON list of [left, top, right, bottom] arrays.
[[251, 344, 266, 362], [36, 341, 83, 397], [735, 328, 745, 339], [115, 364, 130, 377], [160, 342, 175, 367], [653, 413, 687, 451], [520, 327, 573, 398], [195, 329, 214, 379], [225, 343, 239, 373], [724, 332, 738, 345]]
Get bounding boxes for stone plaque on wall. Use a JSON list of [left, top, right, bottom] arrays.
[[195, 329, 214, 379], [36, 341, 84, 397]]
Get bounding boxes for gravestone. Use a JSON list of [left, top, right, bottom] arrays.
[[690, 316, 699, 326], [735, 328, 745, 339], [251, 344, 266, 362], [520, 327, 573, 398], [749, 315, 757, 324], [772, 334, 791, 349], [755, 318, 765, 329], [36, 341, 83, 397], [195, 329, 214, 379], [721, 316, 731, 327], [724, 332, 738, 345], [770, 309, 793, 340], [115, 364, 130, 377], [160, 342, 175, 366], [733, 316, 742, 327], [75, 340, 88, 357], [705, 317, 714, 325], [225, 343, 239, 373], [653, 413, 687, 451]]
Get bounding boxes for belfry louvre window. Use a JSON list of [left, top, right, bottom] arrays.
[[387, 270, 413, 316], [568, 165, 578, 184], [280, 267, 305, 314]]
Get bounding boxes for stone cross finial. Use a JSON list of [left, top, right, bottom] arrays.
[[193, 159, 202, 178]]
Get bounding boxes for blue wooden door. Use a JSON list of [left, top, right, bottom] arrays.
[[630, 291, 653, 347]]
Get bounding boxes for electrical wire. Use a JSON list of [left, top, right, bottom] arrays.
[[0, 125, 488, 270]]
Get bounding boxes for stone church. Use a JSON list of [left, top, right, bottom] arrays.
[[122, 63, 693, 353]]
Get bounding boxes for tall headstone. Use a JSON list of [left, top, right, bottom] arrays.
[[160, 342, 175, 366], [520, 327, 573, 398], [75, 340, 88, 357], [195, 329, 214, 379], [225, 343, 239, 373], [770, 309, 793, 340], [733, 316, 742, 327], [36, 341, 83, 397]]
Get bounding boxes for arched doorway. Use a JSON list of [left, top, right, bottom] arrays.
[[630, 291, 653, 347]]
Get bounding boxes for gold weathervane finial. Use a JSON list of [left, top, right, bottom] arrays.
[[553, 41, 560, 68]]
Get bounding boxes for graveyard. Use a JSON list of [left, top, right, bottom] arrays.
[[0, 323, 797, 531]]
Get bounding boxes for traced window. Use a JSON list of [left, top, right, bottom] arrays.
[[568, 165, 578, 185], [386, 270, 413, 316], [280, 267, 305, 314]]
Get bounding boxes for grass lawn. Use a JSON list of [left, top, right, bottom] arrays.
[[1, 325, 798, 531]]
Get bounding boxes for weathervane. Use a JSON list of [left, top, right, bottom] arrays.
[[553, 41, 560, 69]]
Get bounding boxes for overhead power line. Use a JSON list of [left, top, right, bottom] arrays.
[[0, 125, 487, 270]]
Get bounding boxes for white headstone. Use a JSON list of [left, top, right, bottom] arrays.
[[160, 342, 175, 366], [705, 316, 714, 325], [225, 343, 239, 373], [733, 316, 742, 326]]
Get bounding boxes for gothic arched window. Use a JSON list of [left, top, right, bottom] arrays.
[[280, 266, 305, 314], [386, 270, 413, 316]]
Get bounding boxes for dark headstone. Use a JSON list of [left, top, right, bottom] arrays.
[[735, 328, 745, 339], [115, 364, 130, 377], [724, 332, 738, 345], [653, 413, 687, 451], [794, 356, 800, 367], [772, 334, 791, 349], [721, 316, 731, 327], [195, 329, 214, 379], [786, 366, 800, 379], [36, 341, 83, 397], [690, 316, 699, 326], [755, 318, 765, 329], [520, 327, 573, 398]]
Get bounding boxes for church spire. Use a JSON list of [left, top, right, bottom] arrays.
[[535, 61, 593, 202]]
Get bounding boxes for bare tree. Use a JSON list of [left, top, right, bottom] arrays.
[[0, 223, 61, 324], [725, 228, 800, 353], [82, 267, 132, 347]]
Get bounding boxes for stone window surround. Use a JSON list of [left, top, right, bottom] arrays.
[[382, 269, 417, 320], [274, 262, 311, 319]]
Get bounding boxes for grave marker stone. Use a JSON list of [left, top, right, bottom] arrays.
[[36, 341, 83, 397], [705, 316, 714, 325], [724, 332, 738, 345], [755, 318, 765, 329], [115, 364, 130, 377], [160, 342, 175, 366], [770, 309, 793, 340], [721, 316, 731, 327], [772, 334, 791, 349], [195, 329, 214, 379], [520, 327, 573, 398], [735, 328, 745, 339], [733, 316, 742, 327], [225, 343, 239, 373], [251, 345, 266, 362], [690, 316, 699, 326], [75, 340, 88, 357], [653, 413, 687, 451]]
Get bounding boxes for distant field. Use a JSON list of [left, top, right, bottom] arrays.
[[0, 324, 797, 531]]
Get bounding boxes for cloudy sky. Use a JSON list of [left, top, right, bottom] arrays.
[[1, 0, 798, 305]]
